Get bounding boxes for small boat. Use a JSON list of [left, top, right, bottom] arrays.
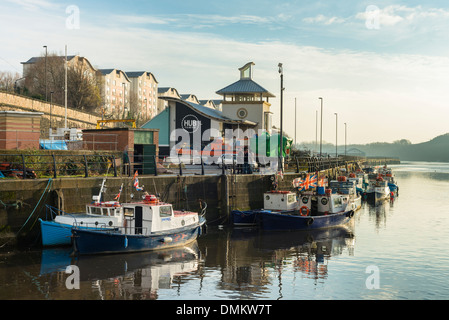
[[365, 175, 391, 203], [259, 191, 354, 231], [39, 179, 123, 247], [71, 194, 206, 255], [328, 176, 362, 211], [232, 190, 297, 226], [378, 166, 399, 196]]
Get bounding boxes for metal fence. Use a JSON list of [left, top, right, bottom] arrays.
[[0, 152, 365, 180]]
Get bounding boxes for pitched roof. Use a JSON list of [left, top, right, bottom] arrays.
[[160, 97, 257, 126], [21, 55, 77, 64], [125, 71, 159, 83], [216, 79, 275, 97], [97, 69, 131, 82]]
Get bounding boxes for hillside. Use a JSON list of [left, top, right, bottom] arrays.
[[298, 133, 449, 162]]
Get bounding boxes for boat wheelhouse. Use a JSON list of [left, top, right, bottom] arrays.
[[72, 195, 206, 255]]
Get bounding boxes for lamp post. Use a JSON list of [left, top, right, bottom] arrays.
[[278, 63, 284, 172], [43, 45, 47, 101], [122, 83, 125, 116], [319, 97, 323, 157], [344, 123, 347, 157], [50, 91, 54, 134], [295, 97, 297, 146], [334, 113, 338, 158], [315, 110, 318, 155]]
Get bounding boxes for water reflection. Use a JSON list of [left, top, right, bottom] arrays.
[[35, 224, 357, 300], [198, 225, 356, 299], [366, 199, 394, 231], [39, 242, 201, 300]]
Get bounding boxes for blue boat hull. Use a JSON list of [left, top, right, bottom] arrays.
[[39, 218, 117, 247], [260, 210, 355, 231], [72, 221, 205, 255], [232, 209, 270, 225], [40, 219, 74, 246]]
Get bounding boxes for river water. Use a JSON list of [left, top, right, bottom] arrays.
[[1, 161, 449, 301]]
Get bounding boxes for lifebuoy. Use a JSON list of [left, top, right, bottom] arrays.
[[300, 206, 310, 216]]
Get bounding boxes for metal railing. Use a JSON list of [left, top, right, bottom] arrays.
[[0, 152, 365, 180], [0, 153, 118, 179]]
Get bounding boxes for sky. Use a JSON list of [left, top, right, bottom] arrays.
[[1, 0, 449, 145]]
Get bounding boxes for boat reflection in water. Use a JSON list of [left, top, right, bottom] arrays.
[[39, 242, 201, 299], [38, 224, 356, 299], [199, 223, 356, 298]]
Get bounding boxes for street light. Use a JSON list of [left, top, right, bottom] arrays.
[[344, 123, 347, 157], [319, 97, 323, 157], [43, 45, 47, 101], [295, 97, 297, 146], [315, 110, 318, 155], [50, 91, 54, 134], [334, 113, 338, 158], [278, 63, 284, 172]]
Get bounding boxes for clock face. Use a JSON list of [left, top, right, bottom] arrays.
[[237, 108, 248, 119]]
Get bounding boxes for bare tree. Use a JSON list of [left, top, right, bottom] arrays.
[[0, 71, 22, 92], [23, 52, 101, 113], [67, 62, 102, 112]]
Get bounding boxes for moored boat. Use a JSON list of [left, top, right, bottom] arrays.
[[39, 179, 123, 247], [365, 174, 391, 203], [72, 194, 206, 255], [232, 190, 298, 226]]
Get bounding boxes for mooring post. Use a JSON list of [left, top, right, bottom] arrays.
[[153, 155, 158, 176], [21, 154, 26, 179], [52, 154, 57, 178]]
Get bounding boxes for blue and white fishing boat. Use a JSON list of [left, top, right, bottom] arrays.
[[71, 194, 206, 255], [39, 179, 123, 247], [232, 190, 297, 226], [259, 191, 355, 231], [378, 166, 399, 196], [364, 174, 391, 203], [233, 173, 356, 231]]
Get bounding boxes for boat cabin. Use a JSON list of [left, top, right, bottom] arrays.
[[122, 196, 200, 235], [264, 191, 298, 211], [299, 188, 351, 215], [86, 202, 123, 219], [317, 193, 348, 214]]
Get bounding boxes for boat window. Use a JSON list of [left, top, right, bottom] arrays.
[[333, 197, 343, 207], [288, 194, 296, 203], [124, 207, 134, 217], [102, 208, 109, 216], [90, 207, 101, 215], [160, 206, 172, 217]]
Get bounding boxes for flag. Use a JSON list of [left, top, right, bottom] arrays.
[[301, 174, 317, 190], [318, 176, 326, 187], [133, 171, 144, 191], [292, 177, 303, 188], [114, 184, 123, 200], [277, 170, 284, 181]]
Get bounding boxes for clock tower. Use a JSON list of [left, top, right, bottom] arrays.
[[216, 62, 275, 134]]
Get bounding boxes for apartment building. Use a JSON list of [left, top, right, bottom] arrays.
[[126, 71, 158, 123], [97, 69, 131, 118]]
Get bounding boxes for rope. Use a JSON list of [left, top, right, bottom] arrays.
[[0, 178, 53, 248]]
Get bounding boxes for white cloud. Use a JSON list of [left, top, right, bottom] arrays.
[[2, 2, 449, 144], [355, 4, 449, 27], [303, 14, 345, 25], [5, 0, 57, 11]]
